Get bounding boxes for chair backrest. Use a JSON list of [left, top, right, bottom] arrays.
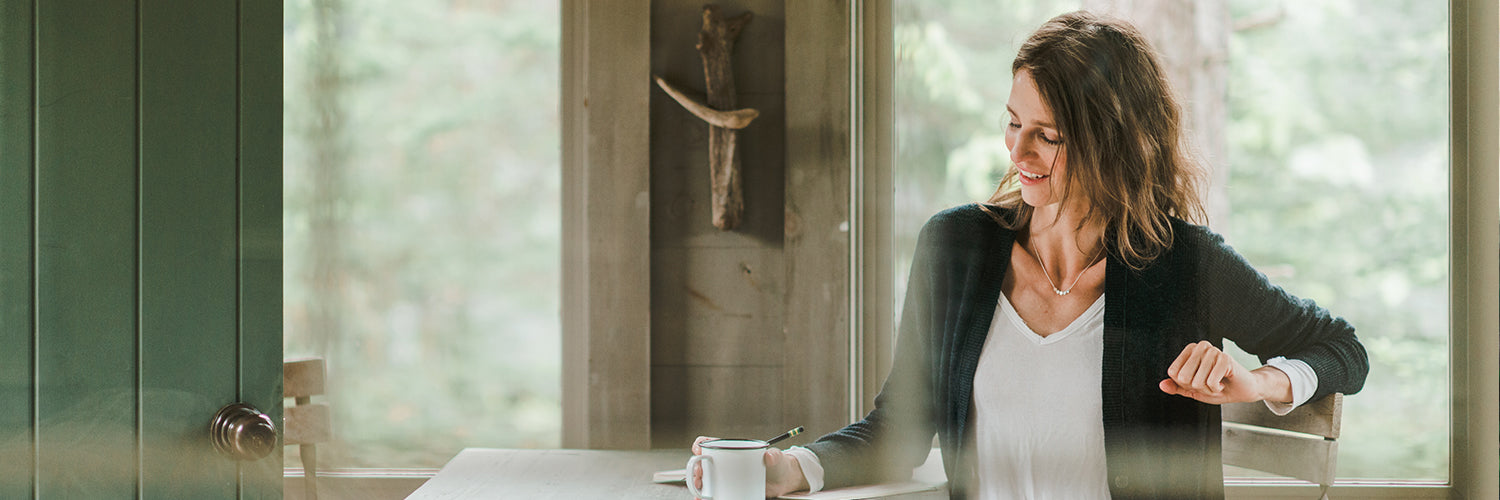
[[284, 357, 333, 446], [1221, 393, 1343, 491], [285, 357, 333, 500]]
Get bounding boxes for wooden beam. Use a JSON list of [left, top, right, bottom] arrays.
[[561, 0, 653, 450], [783, 0, 853, 442]]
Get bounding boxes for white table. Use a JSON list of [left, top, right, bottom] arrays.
[[406, 448, 949, 499]]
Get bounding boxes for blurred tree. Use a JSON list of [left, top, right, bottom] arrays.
[[284, 0, 561, 467]]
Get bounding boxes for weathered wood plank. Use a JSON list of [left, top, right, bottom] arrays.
[[561, 0, 653, 449], [651, 247, 783, 367], [284, 404, 333, 446], [1221, 393, 1342, 439], [408, 449, 691, 499], [855, 0, 897, 419], [652, 92, 786, 247], [283, 358, 327, 400], [783, 0, 853, 444], [650, 366, 784, 448], [1221, 423, 1338, 486]]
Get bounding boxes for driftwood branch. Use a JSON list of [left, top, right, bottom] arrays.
[[653, 75, 759, 129], [653, 4, 756, 230]]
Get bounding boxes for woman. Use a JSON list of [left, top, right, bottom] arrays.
[[693, 10, 1367, 499]]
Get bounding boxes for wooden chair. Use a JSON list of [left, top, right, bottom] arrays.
[[285, 357, 333, 500], [1222, 393, 1343, 499]]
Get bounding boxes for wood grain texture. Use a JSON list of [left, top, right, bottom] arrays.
[[696, 5, 753, 229], [783, 0, 852, 443], [1221, 393, 1342, 439], [0, 0, 36, 496], [1221, 424, 1338, 486], [854, 0, 897, 420], [33, 1, 139, 496], [561, 0, 653, 450], [652, 92, 785, 246], [651, 247, 784, 367], [283, 358, 327, 399], [648, 0, 789, 450], [650, 365, 784, 447], [408, 448, 950, 499], [407, 449, 692, 499], [284, 404, 333, 446]]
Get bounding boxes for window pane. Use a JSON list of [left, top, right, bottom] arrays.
[[893, 0, 1448, 481], [283, 0, 561, 467], [1222, 0, 1448, 481]]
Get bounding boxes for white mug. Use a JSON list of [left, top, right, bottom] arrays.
[[685, 438, 768, 500]]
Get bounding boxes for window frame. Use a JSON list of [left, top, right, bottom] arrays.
[[850, 0, 1499, 498]]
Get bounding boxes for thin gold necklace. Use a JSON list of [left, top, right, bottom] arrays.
[[1023, 242, 1103, 296]]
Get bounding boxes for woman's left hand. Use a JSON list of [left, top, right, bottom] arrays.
[[1159, 340, 1289, 405]]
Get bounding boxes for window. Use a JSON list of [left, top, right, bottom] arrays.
[[891, 0, 1449, 482], [283, 0, 561, 468]]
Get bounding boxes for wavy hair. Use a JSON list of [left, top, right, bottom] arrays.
[[988, 10, 1206, 269]]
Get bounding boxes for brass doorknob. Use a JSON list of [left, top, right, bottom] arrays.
[[211, 403, 277, 461]]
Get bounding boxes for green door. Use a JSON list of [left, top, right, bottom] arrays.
[[0, 0, 282, 497]]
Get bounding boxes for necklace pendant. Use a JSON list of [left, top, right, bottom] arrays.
[[1055, 289, 1070, 296]]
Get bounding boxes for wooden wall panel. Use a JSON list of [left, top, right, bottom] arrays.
[[651, 92, 787, 247], [0, 0, 36, 496], [33, 2, 140, 496], [649, 0, 791, 449], [651, 366, 785, 446], [782, 0, 852, 444], [651, 247, 784, 367], [561, 0, 654, 450]]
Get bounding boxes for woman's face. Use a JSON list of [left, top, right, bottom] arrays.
[[1005, 69, 1069, 209]]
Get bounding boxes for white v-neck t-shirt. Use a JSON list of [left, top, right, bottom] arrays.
[[969, 292, 1111, 500], [783, 294, 1319, 498]]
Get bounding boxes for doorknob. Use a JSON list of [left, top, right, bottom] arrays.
[[211, 402, 277, 461]]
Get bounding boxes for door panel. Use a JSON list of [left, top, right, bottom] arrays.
[[35, 1, 140, 496], [238, 0, 286, 495], [0, 0, 35, 497], [139, 0, 241, 497], [0, 0, 283, 497]]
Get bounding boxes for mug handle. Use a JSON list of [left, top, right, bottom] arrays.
[[685, 454, 713, 499]]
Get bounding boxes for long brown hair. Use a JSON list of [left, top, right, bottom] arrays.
[[988, 10, 1206, 269]]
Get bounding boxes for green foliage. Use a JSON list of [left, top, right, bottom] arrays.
[[283, 0, 561, 467], [1224, 0, 1449, 480], [896, 0, 1450, 480]]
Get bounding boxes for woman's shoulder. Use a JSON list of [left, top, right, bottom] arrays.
[[1165, 216, 1240, 266], [925, 203, 1013, 231]]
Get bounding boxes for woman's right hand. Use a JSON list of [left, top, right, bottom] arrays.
[[691, 436, 811, 498]]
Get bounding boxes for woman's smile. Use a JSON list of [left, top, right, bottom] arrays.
[[1016, 165, 1050, 185]]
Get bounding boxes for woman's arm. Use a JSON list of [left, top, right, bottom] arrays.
[[1189, 226, 1370, 402], [798, 214, 953, 489]]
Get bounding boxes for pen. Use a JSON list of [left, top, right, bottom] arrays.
[[765, 426, 804, 446]]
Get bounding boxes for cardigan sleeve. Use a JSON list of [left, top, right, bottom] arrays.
[[1192, 226, 1369, 402], [801, 214, 948, 489]]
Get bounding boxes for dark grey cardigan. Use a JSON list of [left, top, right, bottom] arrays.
[[803, 204, 1368, 500]]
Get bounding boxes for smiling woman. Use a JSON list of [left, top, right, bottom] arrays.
[[282, 0, 561, 469], [893, 0, 1453, 485]]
